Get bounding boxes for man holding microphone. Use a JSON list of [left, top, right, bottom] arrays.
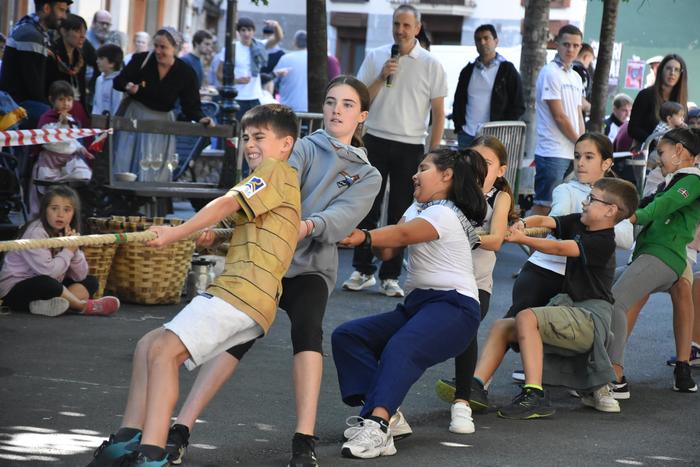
[[343, 4, 448, 297]]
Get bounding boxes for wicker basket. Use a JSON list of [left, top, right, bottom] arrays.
[[82, 242, 118, 298], [90, 216, 195, 304]]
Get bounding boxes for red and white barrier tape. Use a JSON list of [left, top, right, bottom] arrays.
[[0, 128, 111, 147]]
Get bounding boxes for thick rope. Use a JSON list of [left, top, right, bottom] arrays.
[[0, 227, 551, 253], [0, 228, 234, 253]]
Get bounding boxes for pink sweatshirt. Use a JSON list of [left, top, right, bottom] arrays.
[[0, 220, 88, 297]]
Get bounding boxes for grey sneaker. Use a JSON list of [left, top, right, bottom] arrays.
[[341, 418, 396, 459], [344, 410, 412, 441], [343, 271, 376, 291], [581, 384, 621, 413], [29, 297, 70, 317], [380, 279, 404, 297]]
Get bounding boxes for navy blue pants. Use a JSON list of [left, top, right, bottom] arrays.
[[332, 288, 480, 417]]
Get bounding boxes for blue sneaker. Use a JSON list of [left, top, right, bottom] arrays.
[[666, 344, 700, 367], [120, 452, 169, 466], [87, 432, 141, 467]]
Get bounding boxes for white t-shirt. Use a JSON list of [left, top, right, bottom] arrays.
[[234, 42, 263, 100], [463, 61, 499, 136], [357, 40, 448, 145], [402, 203, 479, 301], [534, 60, 583, 159], [275, 50, 308, 112]]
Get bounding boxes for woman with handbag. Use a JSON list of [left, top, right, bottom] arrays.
[[112, 27, 213, 178]]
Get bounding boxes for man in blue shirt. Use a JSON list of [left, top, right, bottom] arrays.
[[181, 30, 214, 88]]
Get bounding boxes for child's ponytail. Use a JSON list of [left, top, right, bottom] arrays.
[[431, 148, 487, 224]]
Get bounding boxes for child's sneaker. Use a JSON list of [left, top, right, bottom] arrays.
[[469, 378, 491, 412], [666, 343, 700, 367], [611, 376, 630, 400], [449, 402, 475, 434], [673, 361, 698, 393], [380, 279, 404, 297], [83, 296, 120, 316], [165, 424, 189, 465], [288, 432, 318, 467], [581, 384, 621, 413], [511, 369, 525, 383], [341, 418, 396, 459], [28, 297, 70, 317], [497, 387, 555, 420], [87, 432, 141, 467], [342, 271, 376, 291], [120, 451, 169, 466], [343, 410, 412, 441], [435, 377, 456, 404]]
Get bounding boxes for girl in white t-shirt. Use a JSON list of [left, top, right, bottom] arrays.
[[333, 148, 487, 460], [435, 135, 519, 434]]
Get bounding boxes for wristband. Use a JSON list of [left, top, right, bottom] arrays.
[[360, 229, 372, 248]]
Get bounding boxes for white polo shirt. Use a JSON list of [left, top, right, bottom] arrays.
[[534, 59, 583, 159], [357, 40, 448, 145]]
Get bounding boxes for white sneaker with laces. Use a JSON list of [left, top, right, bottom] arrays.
[[449, 402, 475, 434], [342, 271, 376, 291], [341, 418, 396, 459], [344, 410, 412, 441], [581, 384, 621, 413], [380, 279, 404, 297], [29, 297, 70, 317]]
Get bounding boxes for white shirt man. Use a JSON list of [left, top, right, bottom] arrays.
[[343, 5, 448, 297], [532, 25, 585, 215]]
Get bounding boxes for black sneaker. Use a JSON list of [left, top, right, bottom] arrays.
[[611, 376, 630, 400], [165, 424, 189, 465], [288, 433, 319, 467], [469, 378, 490, 412], [117, 451, 169, 466], [497, 388, 555, 420], [673, 361, 698, 393], [87, 432, 141, 467]]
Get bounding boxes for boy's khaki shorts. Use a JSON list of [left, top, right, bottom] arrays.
[[531, 305, 595, 354]]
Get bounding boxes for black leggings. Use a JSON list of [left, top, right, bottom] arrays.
[[504, 261, 564, 318], [227, 274, 329, 360], [453, 289, 490, 401], [2, 274, 99, 312]]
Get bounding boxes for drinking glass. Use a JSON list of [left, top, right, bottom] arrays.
[[139, 153, 152, 182]]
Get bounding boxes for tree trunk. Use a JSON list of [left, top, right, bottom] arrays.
[[306, 0, 328, 113], [588, 0, 620, 133], [520, 0, 551, 159]]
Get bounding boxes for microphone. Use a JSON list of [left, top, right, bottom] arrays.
[[386, 44, 399, 87]]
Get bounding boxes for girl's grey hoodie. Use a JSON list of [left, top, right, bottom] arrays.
[[287, 130, 382, 293]]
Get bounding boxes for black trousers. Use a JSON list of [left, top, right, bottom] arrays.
[[2, 274, 99, 312], [352, 133, 424, 280], [227, 274, 329, 359]]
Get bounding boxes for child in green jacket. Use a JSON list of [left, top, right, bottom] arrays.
[[609, 128, 700, 397]]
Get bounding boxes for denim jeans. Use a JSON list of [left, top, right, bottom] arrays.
[[534, 155, 572, 207]]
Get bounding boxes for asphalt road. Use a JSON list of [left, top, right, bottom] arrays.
[[1, 245, 699, 466]]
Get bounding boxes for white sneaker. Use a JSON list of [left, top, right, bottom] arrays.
[[581, 384, 621, 413], [344, 410, 412, 441], [342, 271, 376, 291], [341, 418, 396, 459], [380, 279, 404, 297], [511, 369, 525, 383], [29, 297, 70, 317], [449, 402, 475, 434]]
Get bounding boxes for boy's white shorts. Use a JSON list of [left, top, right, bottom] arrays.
[[164, 293, 263, 370]]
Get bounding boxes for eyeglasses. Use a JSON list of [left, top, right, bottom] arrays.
[[664, 65, 684, 74], [96, 21, 111, 27], [585, 194, 614, 206]]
